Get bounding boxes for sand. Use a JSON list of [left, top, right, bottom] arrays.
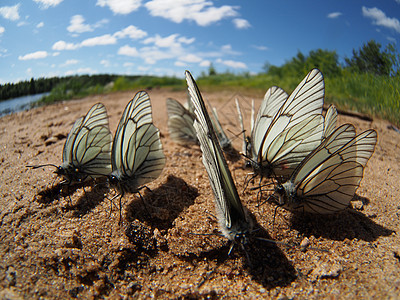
[[0, 88, 399, 299]]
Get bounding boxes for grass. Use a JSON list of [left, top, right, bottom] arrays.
[[34, 71, 400, 126]]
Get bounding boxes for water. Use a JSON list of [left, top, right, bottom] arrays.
[[0, 93, 49, 117]]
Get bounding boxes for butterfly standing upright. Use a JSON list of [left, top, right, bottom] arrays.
[[249, 69, 326, 182], [108, 91, 166, 220], [166, 98, 198, 145], [185, 70, 252, 244], [28, 102, 113, 185]]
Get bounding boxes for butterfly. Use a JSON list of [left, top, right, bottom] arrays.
[[28, 102, 112, 185], [108, 91, 166, 219], [272, 123, 377, 214], [249, 69, 326, 182], [166, 98, 198, 145], [185, 70, 252, 244]]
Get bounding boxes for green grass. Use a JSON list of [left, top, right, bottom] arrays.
[[34, 71, 400, 126]]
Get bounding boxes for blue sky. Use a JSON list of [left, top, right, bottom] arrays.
[[0, 0, 399, 84]]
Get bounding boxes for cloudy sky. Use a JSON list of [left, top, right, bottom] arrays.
[[0, 0, 399, 84]]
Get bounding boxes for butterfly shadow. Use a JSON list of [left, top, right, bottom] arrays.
[[175, 214, 297, 290], [66, 181, 110, 217], [35, 181, 83, 205], [124, 175, 198, 231], [288, 199, 394, 242], [35, 179, 109, 217]]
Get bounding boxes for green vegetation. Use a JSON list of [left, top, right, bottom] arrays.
[[1, 39, 398, 125]]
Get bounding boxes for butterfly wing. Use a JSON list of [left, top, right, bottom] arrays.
[[185, 71, 250, 241], [286, 124, 377, 213], [251, 86, 288, 159], [166, 98, 198, 145], [111, 91, 165, 193], [323, 104, 338, 138], [253, 69, 325, 179], [62, 103, 112, 179]]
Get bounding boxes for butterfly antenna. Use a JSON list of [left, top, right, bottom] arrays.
[[137, 189, 151, 216], [26, 163, 59, 169]]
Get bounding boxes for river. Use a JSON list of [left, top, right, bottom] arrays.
[[0, 93, 49, 117]]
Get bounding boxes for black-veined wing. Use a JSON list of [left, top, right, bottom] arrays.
[[323, 104, 338, 138], [251, 69, 325, 180], [166, 98, 198, 145], [57, 102, 112, 182], [109, 91, 166, 195], [274, 124, 377, 214], [185, 70, 252, 242], [211, 106, 232, 151], [235, 98, 252, 160]]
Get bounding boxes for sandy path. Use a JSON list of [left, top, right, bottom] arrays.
[[0, 89, 399, 299]]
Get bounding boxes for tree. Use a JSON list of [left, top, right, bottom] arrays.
[[344, 40, 393, 76]]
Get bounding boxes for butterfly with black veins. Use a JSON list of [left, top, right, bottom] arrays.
[[166, 98, 198, 145], [249, 69, 327, 182], [28, 102, 113, 186], [108, 91, 166, 221], [271, 123, 377, 214], [185, 70, 252, 246]]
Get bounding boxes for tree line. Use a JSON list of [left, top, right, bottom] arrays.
[[262, 40, 400, 78], [0, 74, 118, 101]]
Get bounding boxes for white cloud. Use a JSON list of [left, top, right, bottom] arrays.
[[65, 67, 97, 76], [33, 0, 63, 9], [216, 58, 247, 69], [145, 0, 239, 26], [118, 45, 139, 57], [362, 6, 400, 33], [114, 25, 147, 39], [80, 34, 117, 46], [61, 59, 79, 66], [67, 15, 109, 34], [67, 15, 93, 33], [178, 36, 195, 44], [123, 62, 134, 67], [0, 4, 20, 21], [37, 22, 44, 28], [0, 26, 4, 35], [327, 12, 342, 19], [100, 59, 111, 67], [96, 0, 141, 15], [52, 40, 79, 50], [18, 51, 48, 60], [233, 18, 251, 29], [252, 45, 268, 51], [53, 25, 146, 51], [199, 60, 211, 67], [180, 53, 202, 63], [174, 61, 186, 67]]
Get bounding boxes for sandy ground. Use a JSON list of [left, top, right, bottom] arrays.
[[0, 88, 399, 299]]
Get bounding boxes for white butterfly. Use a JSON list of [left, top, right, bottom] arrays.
[[235, 98, 254, 163], [28, 103, 112, 185], [250, 69, 326, 181], [185, 70, 252, 243], [272, 123, 377, 214], [108, 91, 166, 212], [166, 98, 198, 145]]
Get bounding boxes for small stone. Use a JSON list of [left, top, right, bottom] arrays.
[[300, 237, 310, 250], [6, 266, 17, 286], [351, 200, 364, 210]]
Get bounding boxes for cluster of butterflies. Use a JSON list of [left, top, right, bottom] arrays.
[[30, 91, 166, 220], [168, 69, 377, 245], [30, 68, 377, 248]]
